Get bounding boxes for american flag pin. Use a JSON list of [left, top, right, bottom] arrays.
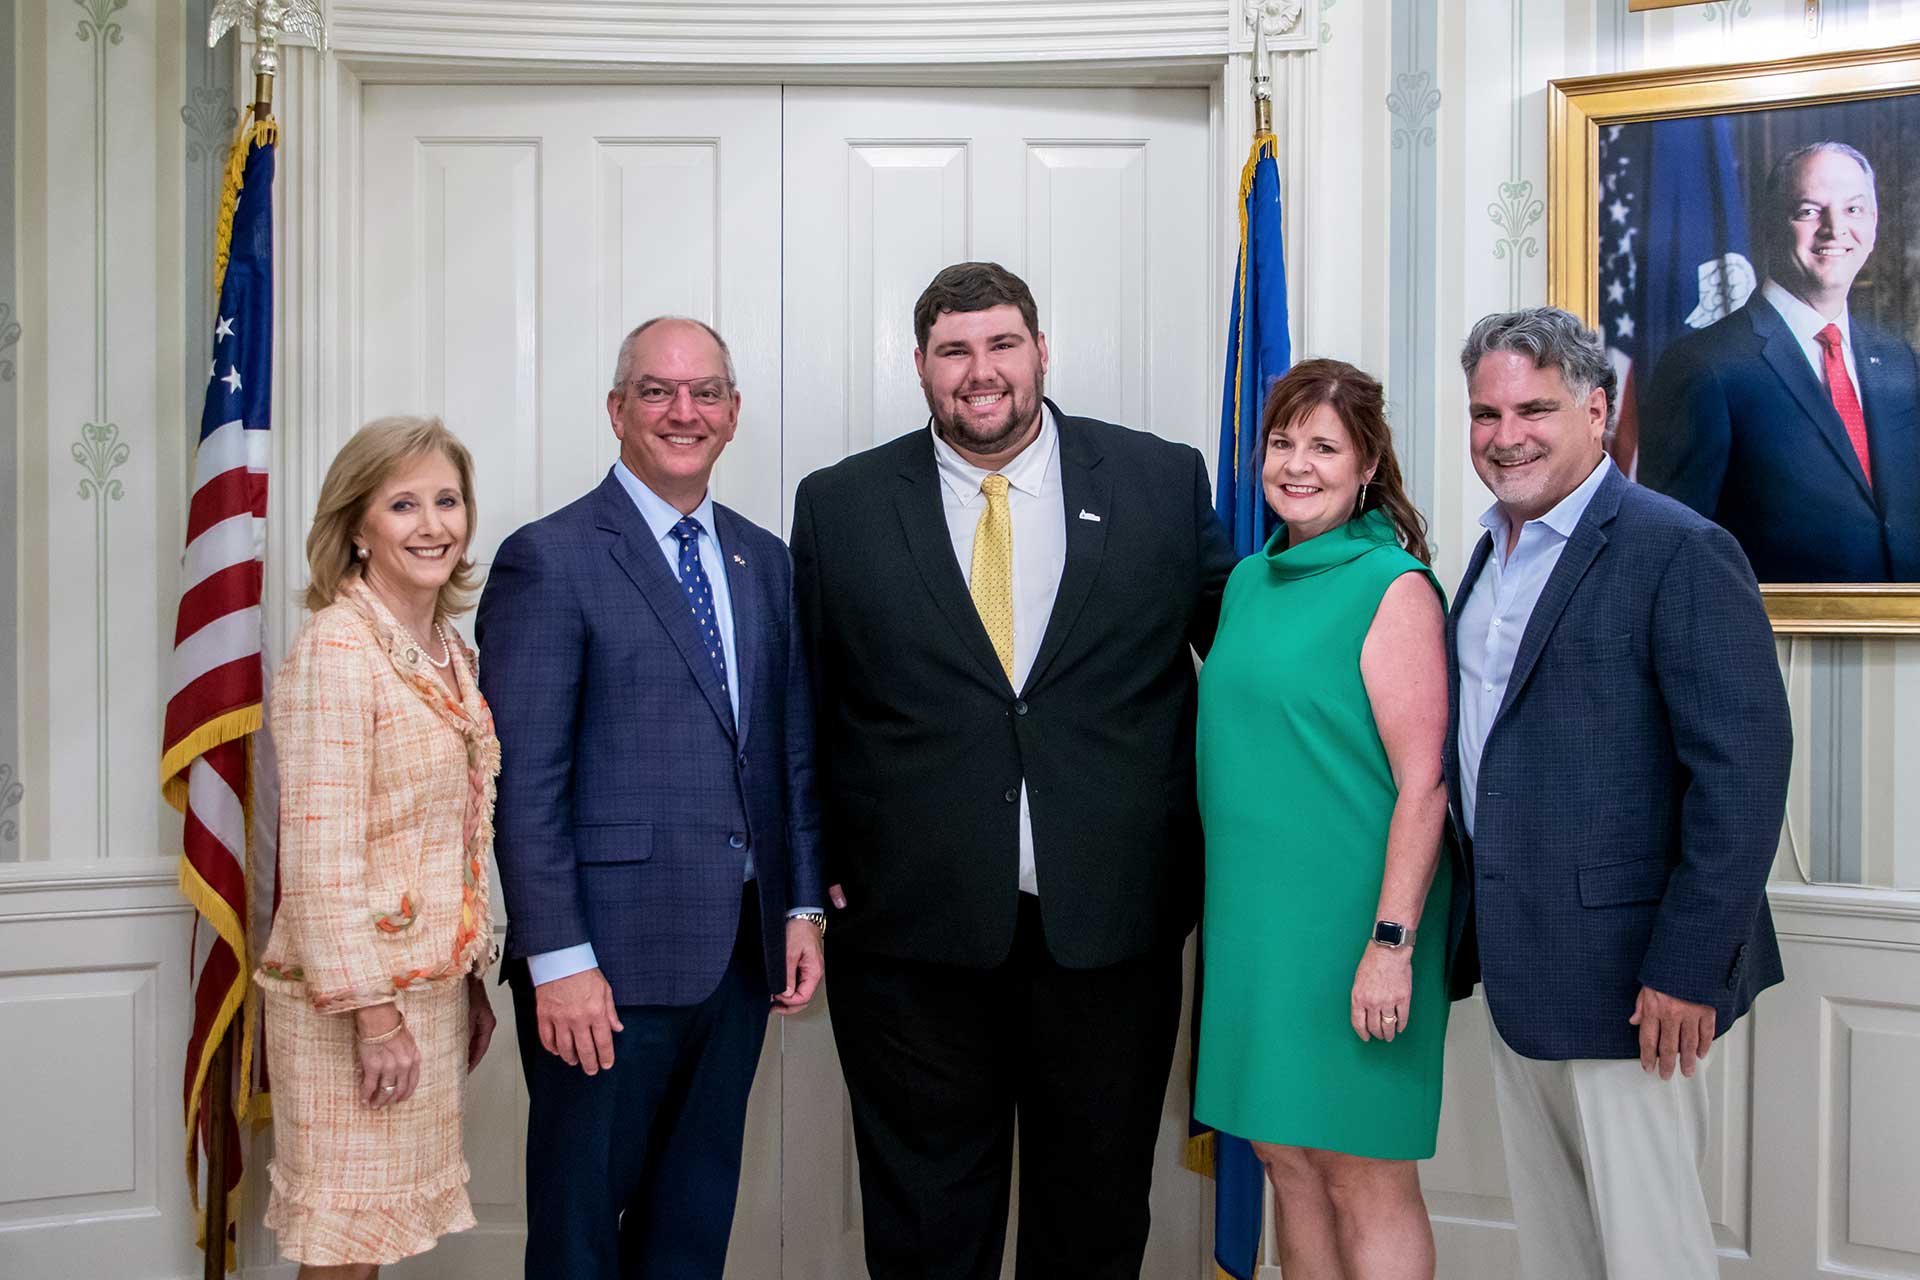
[[732, 553, 747, 566]]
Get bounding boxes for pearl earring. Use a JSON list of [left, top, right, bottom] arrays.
[[355, 545, 370, 561]]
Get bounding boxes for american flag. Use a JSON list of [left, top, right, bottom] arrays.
[[160, 115, 275, 1269], [1597, 123, 1645, 475]]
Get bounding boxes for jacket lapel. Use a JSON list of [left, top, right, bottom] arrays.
[[1025, 407, 1108, 693], [1492, 466, 1623, 724], [1443, 533, 1493, 813], [713, 504, 759, 751], [893, 429, 1017, 690], [1748, 296, 1875, 503], [594, 477, 738, 740]]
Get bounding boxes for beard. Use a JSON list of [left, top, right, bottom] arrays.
[[926, 369, 1046, 459]]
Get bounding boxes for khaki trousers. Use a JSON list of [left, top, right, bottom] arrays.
[[1486, 1018, 1720, 1280]]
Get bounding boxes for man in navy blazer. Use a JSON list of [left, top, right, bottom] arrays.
[[477, 317, 825, 1279], [1640, 141, 1920, 582], [1446, 308, 1791, 1280]]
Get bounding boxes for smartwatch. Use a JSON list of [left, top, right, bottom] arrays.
[[1371, 920, 1414, 948]]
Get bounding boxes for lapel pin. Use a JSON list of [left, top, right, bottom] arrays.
[[1868, 355, 1881, 366], [732, 553, 747, 566], [1078, 509, 1102, 523]]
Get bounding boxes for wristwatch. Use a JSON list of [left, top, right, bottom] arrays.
[[794, 910, 828, 939], [1371, 919, 1414, 949]]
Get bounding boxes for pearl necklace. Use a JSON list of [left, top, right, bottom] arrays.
[[422, 621, 453, 669]]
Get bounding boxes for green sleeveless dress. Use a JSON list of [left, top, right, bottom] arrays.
[[1194, 509, 1452, 1160]]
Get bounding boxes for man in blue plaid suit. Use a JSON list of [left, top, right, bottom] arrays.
[[1444, 307, 1791, 1280], [477, 317, 825, 1279]]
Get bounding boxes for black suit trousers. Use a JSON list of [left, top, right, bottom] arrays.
[[828, 896, 1185, 1280]]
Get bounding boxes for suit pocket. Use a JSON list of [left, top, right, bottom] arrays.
[[1577, 856, 1671, 907], [574, 821, 654, 864], [1565, 631, 1632, 659]]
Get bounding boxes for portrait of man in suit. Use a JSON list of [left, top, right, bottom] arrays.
[[792, 261, 1236, 1280], [476, 317, 825, 1279], [1636, 138, 1920, 582]]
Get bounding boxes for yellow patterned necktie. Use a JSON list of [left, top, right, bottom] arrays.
[[971, 474, 1015, 681]]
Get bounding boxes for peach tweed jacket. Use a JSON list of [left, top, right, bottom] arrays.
[[257, 578, 500, 1012]]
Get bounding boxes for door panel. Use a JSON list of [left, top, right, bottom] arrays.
[[359, 85, 784, 562], [778, 85, 1214, 1280]]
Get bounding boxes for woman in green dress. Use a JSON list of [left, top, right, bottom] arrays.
[[1195, 359, 1454, 1280]]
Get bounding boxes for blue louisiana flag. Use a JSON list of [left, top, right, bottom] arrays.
[[1185, 128, 1286, 1280], [1214, 132, 1292, 557]]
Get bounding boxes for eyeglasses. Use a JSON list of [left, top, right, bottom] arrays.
[[625, 376, 734, 408]]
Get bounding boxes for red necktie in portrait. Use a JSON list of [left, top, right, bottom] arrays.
[[1816, 323, 1873, 487]]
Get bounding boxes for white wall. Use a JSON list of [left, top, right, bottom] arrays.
[[8, 2, 1920, 1277]]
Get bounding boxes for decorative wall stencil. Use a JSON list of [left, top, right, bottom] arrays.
[[75, 0, 130, 858], [1488, 0, 1542, 305], [182, 85, 236, 165], [0, 762, 20, 845], [1320, 0, 1337, 44], [1703, 0, 1753, 36], [0, 301, 17, 382], [1387, 0, 1440, 515]]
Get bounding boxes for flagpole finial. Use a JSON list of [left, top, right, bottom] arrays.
[[208, 0, 329, 119], [1251, 23, 1274, 135]]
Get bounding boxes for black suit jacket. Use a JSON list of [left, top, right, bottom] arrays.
[[791, 403, 1236, 970], [1639, 293, 1920, 582]]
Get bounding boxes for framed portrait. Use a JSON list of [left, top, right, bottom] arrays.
[[1549, 42, 1920, 633]]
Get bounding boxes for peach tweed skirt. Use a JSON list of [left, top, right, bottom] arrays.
[[263, 980, 474, 1265]]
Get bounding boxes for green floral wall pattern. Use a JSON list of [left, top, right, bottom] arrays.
[[75, 0, 130, 858]]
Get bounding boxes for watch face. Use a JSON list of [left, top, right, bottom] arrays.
[[1373, 920, 1406, 946]]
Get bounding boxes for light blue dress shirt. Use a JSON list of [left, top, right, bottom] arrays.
[[527, 464, 814, 988], [1456, 455, 1613, 840]]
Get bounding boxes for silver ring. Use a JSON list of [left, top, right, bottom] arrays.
[[382, 1083, 396, 1093], [1383, 1014, 1398, 1023]]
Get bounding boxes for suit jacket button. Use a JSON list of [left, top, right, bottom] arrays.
[[1013, 699, 1028, 716], [728, 833, 746, 849], [737, 754, 747, 768], [1004, 788, 1018, 804]]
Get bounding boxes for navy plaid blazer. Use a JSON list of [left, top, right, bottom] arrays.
[[1443, 465, 1791, 1061], [476, 472, 823, 1007]]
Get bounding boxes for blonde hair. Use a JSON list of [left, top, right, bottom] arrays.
[[304, 415, 480, 617]]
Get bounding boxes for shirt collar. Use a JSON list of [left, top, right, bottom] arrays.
[[1478, 453, 1613, 547], [611, 461, 718, 546], [930, 405, 1059, 503], [1763, 278, 1852, 346]]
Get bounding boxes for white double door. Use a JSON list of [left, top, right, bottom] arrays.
[[356, 81, 1214, 1279]]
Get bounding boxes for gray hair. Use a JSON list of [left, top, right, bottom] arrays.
[[1766, 140, 1876, 222], [610, 316, 737, 394], [1459, 306, 1618, 444]]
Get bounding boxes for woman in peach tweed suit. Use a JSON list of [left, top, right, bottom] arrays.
[[256, 416, 500, 1277]]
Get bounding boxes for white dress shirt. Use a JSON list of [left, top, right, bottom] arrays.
[[930, 408, 1067, 896], [529, 463, 815, 987], [1456, 455, 1613, 840], [1762, 278, 1860, 394]]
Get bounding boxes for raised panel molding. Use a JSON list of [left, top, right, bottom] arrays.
[[1826, 999, 1920, 1270], [1025, 144, 1149, 423], [415, 138, 540, 568], [327, 1, 1235, 65], [0, 969, 145, 1209], [846, 143, 969, 457]]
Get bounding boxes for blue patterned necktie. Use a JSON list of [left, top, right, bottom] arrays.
[[670, 516, 730, 706]]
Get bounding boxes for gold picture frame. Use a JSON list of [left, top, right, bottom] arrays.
[[1548, 42, 1920, 634]]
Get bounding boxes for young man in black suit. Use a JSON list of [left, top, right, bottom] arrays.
[[792, 262, 1236, 1279]]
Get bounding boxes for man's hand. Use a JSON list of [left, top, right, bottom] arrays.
[[1629, 985, 1716, 1079], [465, 973, 497, 1072], [535, 967, 624, 1075], [774, 918, 825, 1016]]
